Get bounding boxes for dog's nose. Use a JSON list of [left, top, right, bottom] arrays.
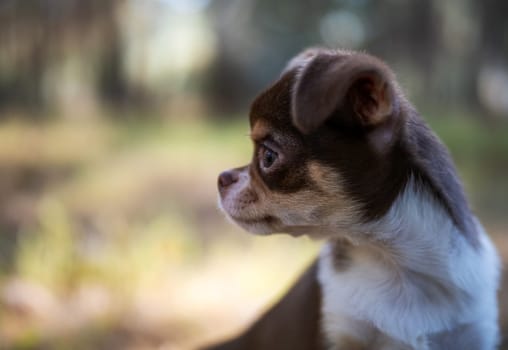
[[218, 170, 239, 190]]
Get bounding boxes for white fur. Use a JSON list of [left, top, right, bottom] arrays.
[[318, 178, 500, 349]]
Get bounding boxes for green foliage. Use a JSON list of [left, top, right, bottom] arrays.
[[17, 197, 77, 290]]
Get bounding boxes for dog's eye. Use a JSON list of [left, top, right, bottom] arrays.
[[260, 146, 278, 169]]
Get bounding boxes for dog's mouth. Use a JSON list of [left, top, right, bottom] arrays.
[[229, 215, 317, 237], [230, 214, 277, 226], [226, 214, 280, 235]]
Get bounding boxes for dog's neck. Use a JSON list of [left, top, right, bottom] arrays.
[[318, 177, 498, 347], [347, 176, 470, 271]]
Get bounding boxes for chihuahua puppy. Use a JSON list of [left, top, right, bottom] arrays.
[[211, 48, 500, 350]]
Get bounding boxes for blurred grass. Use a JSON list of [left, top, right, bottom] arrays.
[[0, 114, 506, 349], [0, 117, 319, 349]]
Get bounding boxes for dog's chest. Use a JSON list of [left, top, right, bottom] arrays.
[[316, 241, 455, 349], [317, 242, 408, 347]]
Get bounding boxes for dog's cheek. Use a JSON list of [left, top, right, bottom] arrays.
[[307, 162, 345, 195], [263, 191, 315, 226], [269, 189, 358, 230], [266, 164, 335, 225], [235, 187, 259, 212]]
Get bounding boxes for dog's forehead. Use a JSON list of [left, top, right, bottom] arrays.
[[249, 70, 295, 133]]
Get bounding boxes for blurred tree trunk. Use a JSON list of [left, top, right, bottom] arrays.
[[477, 0, 508, 59], [0, 0, 131, 117], [97, 15, 129, 107], [407, 0, 440, 94]]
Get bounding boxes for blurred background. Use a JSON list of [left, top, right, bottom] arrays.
[[0, 0, 506, 349]]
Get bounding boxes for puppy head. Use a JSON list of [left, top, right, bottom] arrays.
[[218, 48, 407, 237]]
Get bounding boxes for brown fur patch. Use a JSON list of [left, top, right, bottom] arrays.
[[337, 336, 368, 350], [250, 119, 270, 142], [307, 162, 342, 194], [330, 238, 353, 271]]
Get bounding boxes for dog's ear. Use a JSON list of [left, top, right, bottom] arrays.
[[291, 53, 397, 134]]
